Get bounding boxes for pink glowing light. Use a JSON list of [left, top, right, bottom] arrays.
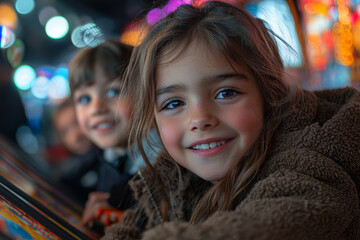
[[146, 0, 193, 25]]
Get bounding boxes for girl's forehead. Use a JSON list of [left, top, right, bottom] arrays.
[[159, 38, 217, 66], [159, 39, 249, 74]]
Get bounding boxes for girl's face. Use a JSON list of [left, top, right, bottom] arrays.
[[154, 40, 264, 182], [74, 67, 133, 150]]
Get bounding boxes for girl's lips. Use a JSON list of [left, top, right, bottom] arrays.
[[188, 138, 234, 157]]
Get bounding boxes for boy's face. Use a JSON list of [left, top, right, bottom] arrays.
[[55, 105, 93, 155], [154, 40, 263, 182], [73, 69, 133, 149]]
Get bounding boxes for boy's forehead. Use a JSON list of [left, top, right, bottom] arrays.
[[74, 77, 121, 90]]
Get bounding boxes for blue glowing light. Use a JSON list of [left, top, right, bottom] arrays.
[[31, 76, 50, 99], [0, 25, 16, 49], [14, 65, 36, 90], [45, 16, 69, 39], [15, 0, 35, 15], [49, 75, 70, 99]]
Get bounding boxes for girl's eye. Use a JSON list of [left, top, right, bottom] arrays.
[[160, 99, 186, 111], [107, 88, 120, 98], [77, 95, 91, 104], [216, 88, 240, 99]]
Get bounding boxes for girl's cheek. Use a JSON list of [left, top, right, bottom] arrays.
[[156, 117, 181, 151], [226, 108, 263, 134]]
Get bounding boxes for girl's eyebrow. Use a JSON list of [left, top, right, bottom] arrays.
[[199, 72, 248, 86], [212, 73, 248, 82], [156, 84, 185, 99], [155, 73, 248, 98]]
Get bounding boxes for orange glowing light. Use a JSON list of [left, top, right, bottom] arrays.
[[0, 4, 17, 29], [120, 21, 149, 46], [332, 0, 354, 66], [304, 3, 316, 14], [322, 31, 334, 48], [353, 21, 360, 53]]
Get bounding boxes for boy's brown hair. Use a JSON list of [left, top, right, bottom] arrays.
[[68, 40, 133, 93]]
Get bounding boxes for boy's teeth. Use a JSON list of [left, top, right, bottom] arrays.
[[192, 140, 226, 150], [96, 123, 112, 129]]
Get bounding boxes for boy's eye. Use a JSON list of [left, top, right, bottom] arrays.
[[77, 95, 91, 104], [216, 88, 240, 99], [160, 99, 185, 111], [107, 88, 120, 98]]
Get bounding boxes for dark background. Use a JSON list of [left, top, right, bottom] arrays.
[[1, 0, 159, 67]]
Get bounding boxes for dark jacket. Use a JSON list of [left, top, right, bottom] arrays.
[[0, 81, 28, 144], [60, 147, 135, 209], [102, 87, 360, 240]]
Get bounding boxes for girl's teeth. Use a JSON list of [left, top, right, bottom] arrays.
[[193, 141, 226, 150], [209, 142, 217, 148]]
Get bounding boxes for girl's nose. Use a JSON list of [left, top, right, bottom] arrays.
[[189, 104, 218, 131]]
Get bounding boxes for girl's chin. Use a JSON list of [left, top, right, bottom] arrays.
[[195, 171, 226, 183]]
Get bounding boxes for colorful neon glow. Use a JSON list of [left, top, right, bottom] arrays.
[[0, 3, 18, 29], [147, 0, 192, 25], [146, 0, 236, 25]]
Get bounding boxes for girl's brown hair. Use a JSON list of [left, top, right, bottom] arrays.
[[68, 40, 133, 93], [124, 1, 302, 223]]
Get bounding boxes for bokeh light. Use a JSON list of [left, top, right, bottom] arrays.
[[14, 65, 36, 91], [48, 75, 70, 100], [0, 3, 18, 29], [16, 126, 39, 154], [7, 39, 25, 67], [31, 76, 50, 99], [38, 6, 58, 26], [247, 0, 303, 67], [71, 26, 87, 48], [120, 21, 148, 46], [48, 66, 70, 100], [71, 23, 104, 48], [15, 0, 35, 15], [45, 16, 69, 39], [0, 25, 16, 49]]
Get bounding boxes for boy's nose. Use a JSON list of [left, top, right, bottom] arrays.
[[189, 104, 218, 131], [90, 98, 108, 115]]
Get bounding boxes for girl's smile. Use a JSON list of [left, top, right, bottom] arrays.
[[187, 137, 234, 157], [154, 38, 264, 182]]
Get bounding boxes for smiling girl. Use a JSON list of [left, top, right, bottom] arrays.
[[102, 1, 360, 239]]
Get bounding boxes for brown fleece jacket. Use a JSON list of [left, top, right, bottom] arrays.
[[102, 87, 360, 240]]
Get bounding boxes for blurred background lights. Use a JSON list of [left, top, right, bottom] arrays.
[[36, 66, 54, 79], [7, 39, 25, 67], [38, 6, 58, 26], [16, 126, 39, 154], [48, 75, 70, 100], [71, 23, 104, 48], [120, 21, 147, 46], [249, 0, 303, 67], [71, 26, 87, 48], [45, 16, 69, 39], [14, 65, 36, 91], [0, 25, 16, 49], [54, 66, 68, 78], [0, 3, 18, 29], [15, 0, 35, 15], [31, 76, 50, 99]]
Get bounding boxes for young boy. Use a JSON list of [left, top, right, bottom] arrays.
[[53, 98, 94, 157], [68, 40, 160, 229], [52, 98, 98, 203]]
